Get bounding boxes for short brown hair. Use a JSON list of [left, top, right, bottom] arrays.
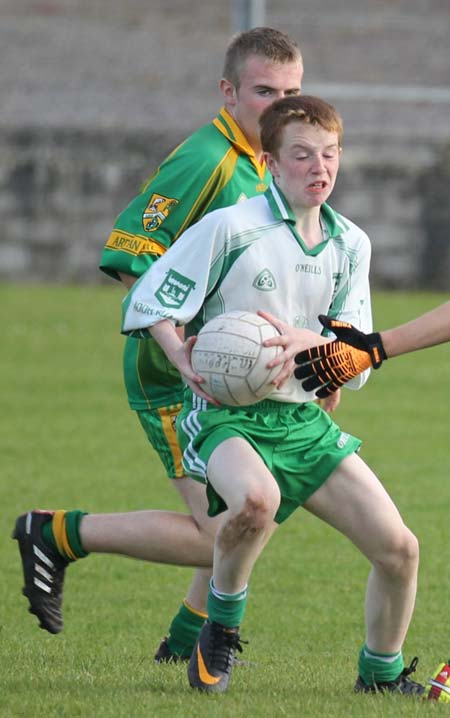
[[260, 95, 343, 157], [222, 27, 302, 89]]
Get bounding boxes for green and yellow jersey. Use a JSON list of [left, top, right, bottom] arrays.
[[100, 107, 271, 410]]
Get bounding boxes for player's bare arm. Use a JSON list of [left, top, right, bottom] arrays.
[[381, 300, 450, 358]]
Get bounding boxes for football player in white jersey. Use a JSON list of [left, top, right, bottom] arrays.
[[122, 95, 424, 696]]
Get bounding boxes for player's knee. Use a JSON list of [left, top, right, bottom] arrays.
[[242, 488, 279, 529], [396, 527, 419, 568], [401, 528, 419, 569], [218, 490, 279, 552], [379, 527, 419, 578]]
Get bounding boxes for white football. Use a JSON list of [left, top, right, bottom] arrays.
[[191, 310, 282, 406]]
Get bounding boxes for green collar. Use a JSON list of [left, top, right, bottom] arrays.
[[265, 183, 345, 255]]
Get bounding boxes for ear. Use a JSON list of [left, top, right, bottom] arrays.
[[220, 78, 237, 107], [264, 151, 279, 178]]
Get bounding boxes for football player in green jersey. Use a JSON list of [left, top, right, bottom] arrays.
[[120, 95, 423, 695], [13, 28, 307, 662]]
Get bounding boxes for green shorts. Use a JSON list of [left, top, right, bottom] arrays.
[[177, 395, 361, 523], [136, 403, 185, 479]]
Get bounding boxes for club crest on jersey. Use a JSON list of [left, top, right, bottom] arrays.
[[156, 269, 196, 308], [142, 193, 178, 232], [253, 268, 277, 291]]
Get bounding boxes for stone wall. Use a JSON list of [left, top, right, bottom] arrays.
[[0, 127, 176, 282], [2, 127, 449, 288], [2, 0, 450, 288], [333, 140, 450, 290]]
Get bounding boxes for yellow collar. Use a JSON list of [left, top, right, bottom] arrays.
[[213, 107, 266, 180]]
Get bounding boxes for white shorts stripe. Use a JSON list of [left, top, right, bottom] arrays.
[[181, 408, 207, 477]]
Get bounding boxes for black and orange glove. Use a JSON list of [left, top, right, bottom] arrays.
[[294, 315, 387, 398]]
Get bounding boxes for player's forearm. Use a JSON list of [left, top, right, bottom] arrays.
[[149, 320, 183, 366], [149, 320, 203, 397], [380, 301, 450, 358]]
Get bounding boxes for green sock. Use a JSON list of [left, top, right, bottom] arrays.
[[206, 580, 248, 628], [166, 601, 207, 657], [358, 644, 404, 685], [41, 510, 89, 560]]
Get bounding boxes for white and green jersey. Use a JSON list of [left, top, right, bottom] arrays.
[[122, 183, 373, 404]]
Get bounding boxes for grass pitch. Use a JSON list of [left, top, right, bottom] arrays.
[[1, 284, 450, 717]]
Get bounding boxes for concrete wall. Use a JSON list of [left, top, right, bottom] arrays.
[[2, 0, 450, 288], [0, 127, 174, 282]]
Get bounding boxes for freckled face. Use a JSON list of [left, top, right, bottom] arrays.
[[222, 56, 303, 152], [265, 121, 341, 210]]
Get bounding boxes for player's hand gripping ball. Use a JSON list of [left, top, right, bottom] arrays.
[[191, 310, 282, 406]]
